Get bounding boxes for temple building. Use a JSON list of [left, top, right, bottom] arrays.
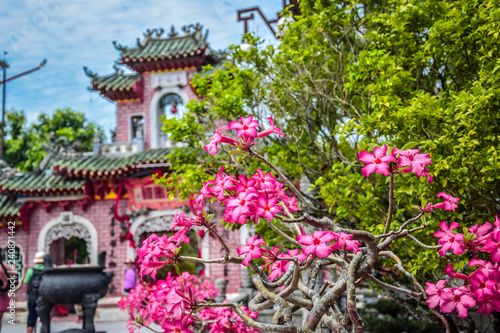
[[0, 24, 243, 319]]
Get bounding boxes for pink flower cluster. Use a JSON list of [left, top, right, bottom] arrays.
[[203, 116, 284, 155], [433, 217, 500, 259], [200, 304, 259, 333], [118, 272, 222, 333], [236, 230, 360, 274], [195, 167, 298, 225], [426, 216, 500, 317], [358, 145, 433, 182]]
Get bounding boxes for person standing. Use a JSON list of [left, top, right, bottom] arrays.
[[0, 249, 10, 332], [24, 252, 45, 333], [123, 258, 137, 294]]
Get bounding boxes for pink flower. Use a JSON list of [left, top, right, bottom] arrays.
[[255, 196, 282, 220], [171, 211, 194, 230], [425, 280, 448, 308], [228, 115, 261, 139], [194, 181, 214, 209], [257, 117, 285, 138], [469, 273, 496, 300], [251, 169, 277, 190], [235, 175, 257, 192], [477, 295, 500, 316], [203, 126, 239, 155], [266, 249, 306, 281], [440, 286, 476, 318], [358, 144, 397, 177], [394, 148, 432, 176], [297, 231, 336, 258], [484, 232, 500, 262], [433, 221, 465, 256], [210, 167, 236, 201], [226, 191, 258, 223], [237, 235, 267, 267], [332, 232, 361, 253], [433, 192, 460, 212], [162, 320, 193, 333], [444, 265, 469, 280]]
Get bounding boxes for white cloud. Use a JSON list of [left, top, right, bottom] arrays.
[[0, 0, 283, 139]]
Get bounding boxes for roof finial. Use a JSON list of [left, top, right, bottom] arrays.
[[112, 65, 124, 75], [168, 25, 178, 37], [83, 66, 98, 79], [112, 40, 128, 52]]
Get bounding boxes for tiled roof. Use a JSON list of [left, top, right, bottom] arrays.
[[0, 173, 86, 196], [84, 67, 143, 102], [118, 25, 209, 62], [90, 72, 141, 91], [0, 195, 22, 221], [52, 148, 171, 179]]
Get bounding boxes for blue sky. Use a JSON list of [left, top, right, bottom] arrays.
[[0, 0, 282, 139]]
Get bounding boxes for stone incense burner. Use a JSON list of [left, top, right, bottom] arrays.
[[36, 252, 114, 333]]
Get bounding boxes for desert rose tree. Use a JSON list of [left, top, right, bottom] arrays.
[[119, 115, 495, 333]]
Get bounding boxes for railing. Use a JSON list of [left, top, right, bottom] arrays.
[[99, 141, 141, 156]]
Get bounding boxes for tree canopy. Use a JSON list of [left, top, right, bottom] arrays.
[[3, 108, 104, 171]]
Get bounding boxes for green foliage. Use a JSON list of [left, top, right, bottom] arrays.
[[3, 108, 104, 171]]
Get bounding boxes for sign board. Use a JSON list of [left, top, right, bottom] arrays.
[[151, 71, 187, 89]]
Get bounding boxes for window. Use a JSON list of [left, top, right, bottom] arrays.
[[137, 185, 167, 202], [131, 115, 144, 141], [159, 93, 186, 119]]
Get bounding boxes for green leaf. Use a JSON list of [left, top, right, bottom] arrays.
[[400, 142, 419, 150]]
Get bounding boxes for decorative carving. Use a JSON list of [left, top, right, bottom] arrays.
[[83, 66, 98, 79], [112, 40, 128, 52], [44, 222, 93, 262], [133, 215, 174, 246]]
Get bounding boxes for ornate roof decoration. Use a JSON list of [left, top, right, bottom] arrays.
[[84, 66, 143, 102], [114, 23, 219, 74], [52, 148, 171, 179]]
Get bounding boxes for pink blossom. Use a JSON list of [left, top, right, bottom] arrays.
[[433, 192, 460, 212], [484, 232, 500, 262], [444, 265, 469, 280], [226, 191, 258, 223], [433, 221, 465, 256], [171, 211, 194, 230], [297, 231, 336, 258], [332, 232, 361, 253], [266, 249, 306, 281], [251, 169, 277, 190], [394, 148, 432, 177], [358, 144, 397, 177], [477, 295, 500, 316], [228, 115, 261, 139], [195, 181, 214, 209], [469, 273, 496, 300], [440, 286, 476, 318], [162, 320, 193, 333], [255, 196, 282, 220], [210, 167, 236, 201], [203, 126, 239, 155], [257, 117, 285, 138], [237, 235, 267, 267], [235, 175, 257, 192], [425, 280, 448, 308]]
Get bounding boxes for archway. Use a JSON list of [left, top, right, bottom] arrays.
[[149, 87, 190, 148], [38, 212, 98, 265]]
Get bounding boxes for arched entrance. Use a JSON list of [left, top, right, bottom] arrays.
[[38, 212, 98, 265], [149, 87, 190, 148]]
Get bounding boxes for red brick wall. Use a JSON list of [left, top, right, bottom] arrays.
[[206, 204, 242, 294]]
